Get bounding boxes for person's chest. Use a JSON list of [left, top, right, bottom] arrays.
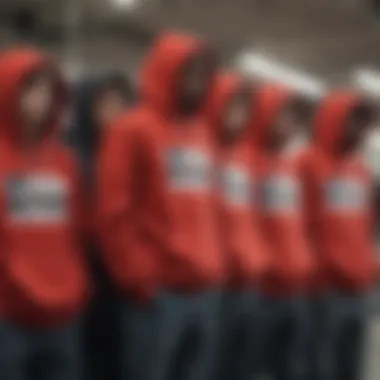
[[217, 144, 254, 208], [260, 156, 302, 216], [316, 156, 371, 215], [0, 145, 73, 226], [156, 123, 215, 195]]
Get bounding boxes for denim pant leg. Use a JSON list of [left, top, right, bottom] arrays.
[[241, 291, 262, 380], [250, 293, 269, 380], [218, 291, 261, 380], [312, 293, 368, 380], [311, 294, 343, 380], [279, 298, 310, 380], [308, 297, 326, 380], [255, 296, 278, 379], [217, 291, 243, 380], [153, 291, 192, 380], [335, 294, 368, 380], [85, 295, 122, 380], [121, 299, 158, 380], [0, 322, 29, 380], [32, 319, 83, 380], [186, 290, 221, 380], [85, 251, 122, 380], [264, 297, 310, 380]]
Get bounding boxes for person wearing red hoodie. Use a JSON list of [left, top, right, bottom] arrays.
[[206, 72, 268, 380], [299, 91, 376, 380], [250, 83, 314, 380], [0, 48, 90, 380], [97, 31, 223, 380]]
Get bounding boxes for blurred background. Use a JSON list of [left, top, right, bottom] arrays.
[[2, 1, 380, 379], [2, 0, 380, 81], [3, 1, 380, 168]]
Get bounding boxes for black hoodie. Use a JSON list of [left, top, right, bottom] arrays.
[[66, 71, 134, 189], [65, 72, 134, 380], [66, 71, 134, 290]]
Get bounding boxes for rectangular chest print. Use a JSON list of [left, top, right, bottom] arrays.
[[324, 178, 367, 212], [221, 166, 252, 206], [262, 175, 300, 213], [5, 173, 69, 224], [166, 148, 212, 193]]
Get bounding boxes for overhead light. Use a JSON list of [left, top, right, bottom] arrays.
[[110, 0, 142, 10], [353, 68, 380, 97], [236, 52, 327, 99]]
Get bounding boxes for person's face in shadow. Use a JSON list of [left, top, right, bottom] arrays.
[[19, 72, 54, 140], [177, 51, 215, 115], [94, 87, 126, 131], [341, 103, 376, 154], [221, 86, 252, 144]]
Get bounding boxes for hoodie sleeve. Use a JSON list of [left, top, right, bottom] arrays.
[[295, 151, 317, 244], [296, 150, 328, 281], [96, 115, 157, 298], [262, 152, 314, 284], [66, 153, 91, 247]]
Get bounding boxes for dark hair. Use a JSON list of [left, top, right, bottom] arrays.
[[348, 100, 377, 126], [101, 73, 135, 103], [288, 95, 317, 126], [22, 69, 54, 91], [225, 81, 254, 118]]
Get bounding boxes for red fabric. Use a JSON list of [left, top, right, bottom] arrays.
[[251, 84, 314, 296], [299, 91, 375, 293], [97, 32, 223, 303], [0, 48, 91, 326], [205, 72, 269, 289]]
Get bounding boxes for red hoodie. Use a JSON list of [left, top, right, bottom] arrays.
[[97, 32, 223, 302], [251, 84, 314, 296], [299, 91, 375, 293], [206, 72, 268, 289], [0, 49, 91, 326]]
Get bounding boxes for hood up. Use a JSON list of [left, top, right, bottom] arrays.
[[0, 48, 67, 144], [140, 30, 209, 117], [205, 71, 247, 133], [250, 83, 293, 148], [313, 90, 373, 154]]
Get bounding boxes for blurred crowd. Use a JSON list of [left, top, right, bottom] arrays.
[[0, 29, 378, 380]]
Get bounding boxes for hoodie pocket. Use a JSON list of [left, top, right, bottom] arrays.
[[7, 229, 89, 311]]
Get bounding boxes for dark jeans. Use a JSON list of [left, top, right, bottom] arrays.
[[84, 254, 122, 380], [217, 290, 261, 380], [260, 295, 310, 380], [122, 289, 221, 380], [0, 318, 82, 380], [308, 293, 368, 380], [84, 294, 121, 380]]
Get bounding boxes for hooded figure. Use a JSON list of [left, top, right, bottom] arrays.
[[67, 72, 133, 380], [68, 71, 134, 187], [207, 71, 268, 288], [97, 31, 223, 380], [251, 84, 313, 295], [206, 72, 269, 380], [300, 91, 376, 380], [0, 48, 90, 380], [251, 83, 313, 380]]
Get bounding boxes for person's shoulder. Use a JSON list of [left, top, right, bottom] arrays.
[[293, 145, 320, 164], [53, 142, 81, 173], [112, 106, 160, 137], [290, 146, 324, 177]]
